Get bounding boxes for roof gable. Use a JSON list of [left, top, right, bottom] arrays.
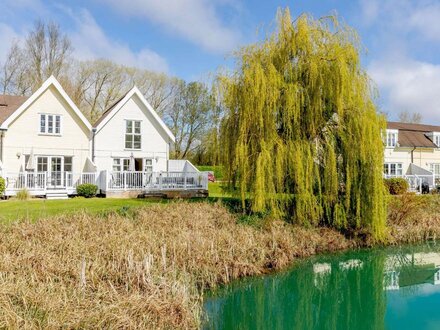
[[93, 87, 175, 142], [0, 76, 92, 131]]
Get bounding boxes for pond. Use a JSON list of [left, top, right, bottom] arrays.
[[203, 243, 440, 330]]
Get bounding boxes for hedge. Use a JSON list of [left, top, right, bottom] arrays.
[[384, 178, 409, 195]]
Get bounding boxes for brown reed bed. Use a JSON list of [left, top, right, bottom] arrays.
[[0, 201, 355, 329], [0, 195, 438, 329]]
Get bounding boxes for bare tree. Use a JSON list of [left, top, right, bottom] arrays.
[[398, 110, 422, 124], [25, 20, 72, 91], [0, 42, 31, 95], [166, 81, 213, 159]]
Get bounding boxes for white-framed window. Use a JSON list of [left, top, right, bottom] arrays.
[[433, 134, 440, 147], [112, 158, 121, 172], [112, 158, 133, 171], [40, 114, 61, 135], [125, 120, 141, 149], [144, 158, 153, 172], [384, 163, 403, 176], [37, 156, 48, 172], [430, 163, 440, 175], [64, 157, 73, 172], [123, 159, 130, 171], [385, 129, 398, 148]]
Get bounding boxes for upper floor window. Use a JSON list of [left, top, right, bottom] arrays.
[[125, 120, 141, 149], [386, 129, 398, 148], [433, 134, 440, 147], [40, 114, 61, 135]]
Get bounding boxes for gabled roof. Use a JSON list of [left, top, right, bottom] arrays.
[[0, 76, 92, 131], [387, 121, 439, 148], [93, 91, 130, 128], [93, 86, 175, 142], [0, 95, 29, 126], [388, 121, 440, 132]]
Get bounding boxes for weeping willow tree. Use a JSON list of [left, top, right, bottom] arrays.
[[220, 9, 387, 240]]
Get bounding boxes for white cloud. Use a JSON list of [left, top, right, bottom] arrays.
[[369, 58, 440, 122], [409, 2, 440, 41], [97, 0, 241, 53], [68, 9, 169, 73]]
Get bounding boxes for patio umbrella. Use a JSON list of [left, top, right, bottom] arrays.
[[26, 148, 35, 171], [129, 153, 136, 171]]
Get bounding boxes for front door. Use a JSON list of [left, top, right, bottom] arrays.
[[50, 157, 63, 188]]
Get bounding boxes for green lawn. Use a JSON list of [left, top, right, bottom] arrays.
[[208, 182, 232, 198], [0, 198, 156, 223], [0, 184, 230, 223]]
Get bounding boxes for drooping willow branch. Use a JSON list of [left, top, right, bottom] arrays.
[[219, 9, 387, 241]]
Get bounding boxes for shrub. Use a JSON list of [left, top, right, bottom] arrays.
[[16, 188, 30, 200], [0, 177, 5, 196], [76, 183, 98, 198], [384, 178, 409, 195]]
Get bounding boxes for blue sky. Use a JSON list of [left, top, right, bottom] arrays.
[[2, 0, 440, 122]]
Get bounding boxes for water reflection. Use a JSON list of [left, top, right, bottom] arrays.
[[203, 244, 440, 330]]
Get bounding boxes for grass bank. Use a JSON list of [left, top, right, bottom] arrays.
[[0, 194, 437, 328], [0, 198, 156, 223]]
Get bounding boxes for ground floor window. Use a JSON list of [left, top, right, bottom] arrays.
[[384, 163, 403, 176], [112, 157, 154, 172], [430, 163, 440, 175], [33, 156, 72, 172]]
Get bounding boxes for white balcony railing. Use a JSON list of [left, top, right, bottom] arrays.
[[3, 170, 208, 195], [103, 171, 209, 191], [4, 172, 98, 192]]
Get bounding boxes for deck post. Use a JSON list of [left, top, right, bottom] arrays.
[[183, 172, 187, 190]]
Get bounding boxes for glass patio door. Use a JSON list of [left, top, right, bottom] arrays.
[[50, 157, 63, 188]]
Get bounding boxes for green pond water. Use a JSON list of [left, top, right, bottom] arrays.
[[203, 243, 440, 330]]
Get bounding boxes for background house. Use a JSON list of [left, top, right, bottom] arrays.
[[384, 122, 440, 188]]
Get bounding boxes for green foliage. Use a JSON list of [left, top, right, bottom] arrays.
[[0, 177, 5, 196], [384, 178, 409, 195], [76, 184, 98, 198], [219, 9, 387, 240], [197, 165, 224, 180], [16, 189, 30, 201]]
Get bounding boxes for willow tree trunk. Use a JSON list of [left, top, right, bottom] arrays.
[[220, 9, 387, 241]]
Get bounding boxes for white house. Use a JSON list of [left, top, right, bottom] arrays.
[[92, 86, 174, 174], [0, 77, 207, 199], [0, 77, 94, 198], [384, 121, 440, 189]]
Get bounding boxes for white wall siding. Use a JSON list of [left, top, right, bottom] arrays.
[[384, 147, 440, 174], [2, 85, 90, 174], [94, 94, 170, 172]]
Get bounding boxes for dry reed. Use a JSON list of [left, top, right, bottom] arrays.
[[0, 201, 354, 329]]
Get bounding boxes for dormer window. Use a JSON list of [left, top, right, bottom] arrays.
[[386, 129, 398, 148], [433, 133, 440, 147], [40, 114, 61, 135]]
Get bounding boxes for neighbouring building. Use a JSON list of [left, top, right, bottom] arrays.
[[384, 121, 440, 189]]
